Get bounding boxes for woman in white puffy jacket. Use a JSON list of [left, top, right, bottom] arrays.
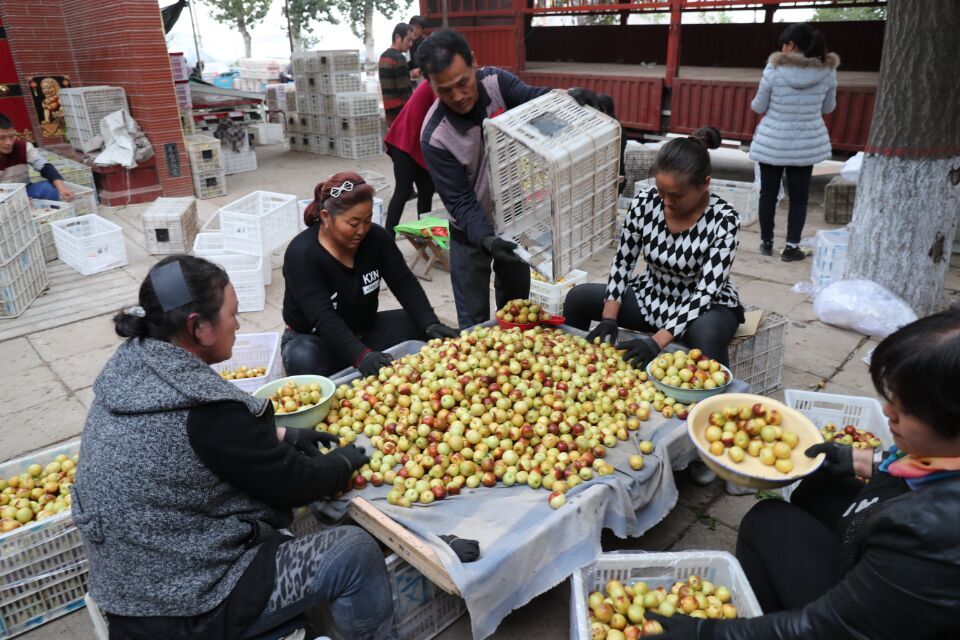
[[749, 23, 838, 262]]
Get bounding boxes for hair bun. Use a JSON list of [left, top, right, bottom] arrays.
[[690, 126, 722, 150]]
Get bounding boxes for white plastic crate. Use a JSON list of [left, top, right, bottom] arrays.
[[623, 141, 659, 188], [50, 214, 127, 276], [357, 171, 391, 194], [249, 122, 284, 145], [28, 151, 95, 190], [297, 93, 322, 115], [811, 228, 848, 291], [63, 182, 97, 216], [334, 115, 382, 138], [210, 332, 283, 392], [193, 229, 273, 287], [28, 199, 75, 261], [222, 148, 258, 175], [169, 52, 189, 82], [309, 134, 332, 155], [289, 135, 307, 153], [142, 197, 198, 255], [336, 135, 383, 160], [184, 134, 223, 173], [321, 94, 335, 115], [318, 72, 362, 94], [485, 92, 620, 281], [373, 197, 384, 227], [528, 269, 588, 315], [1, 184, 38, 265], [286, 112, 301, 134], [728, 309, 787, 396], [388, 554, 466, 640], [710, 178, 759, 227], [203, 254, 265, 312], [570, 551, 762, 640], [318, 49, 361, 73], [174, 82, 191, 109], [334, 92, 380, 118], [192, 169, 227, 200], [0, 237, 48, 318], [58, 86, 128, 151], [0, 439, 86, 640], [218, 191, 298, 256]]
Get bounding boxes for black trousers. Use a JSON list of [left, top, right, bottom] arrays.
[[736, 470, 864, 613], [562, 283, 740, 367], [385, 143, 435, 236], [280, 309, 426, 376], [758, 163, 814, 245]]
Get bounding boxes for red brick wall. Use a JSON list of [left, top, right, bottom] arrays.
[[1, 0, 193, 196]]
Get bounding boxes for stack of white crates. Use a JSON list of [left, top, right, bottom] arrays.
[[59, 86, 128, 152], [184, 134, 227, 199], [221, 132, 258, 175], [169, 52, 191, 109], [29, 199, 76, 261], [1, 184, 48, 318], [484, 92, 621, 281], [288, 49, 382, 159], [142, 197, 198, 255], [193, 191, 299, 312], [266, 84, 296, 112], [236, 59, 282, 92], [28, 150, 95, 190]]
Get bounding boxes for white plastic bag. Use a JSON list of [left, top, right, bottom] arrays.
[[813, 279, 918, 337], [841, 152, 863, 183]]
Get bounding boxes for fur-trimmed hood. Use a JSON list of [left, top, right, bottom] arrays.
[[765, 51, 840, 89]]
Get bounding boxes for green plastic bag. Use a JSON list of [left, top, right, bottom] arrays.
[[393, 216, 450, 250]]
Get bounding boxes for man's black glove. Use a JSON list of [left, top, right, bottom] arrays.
[[327, 444, 370, 474], [619, 335, 661, 369], [481, 235, 523, 263], [568, 87, 601, 110], [439, 535, 480, 563], [586, 318, 619, 345], [645, 612, 716, 640], [358, 350, 393, 377], [425, 322, 459, 340], [805, 442, 855, 477], [283, 428, 339, 457]]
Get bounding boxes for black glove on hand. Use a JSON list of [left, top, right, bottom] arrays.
[[328, 444, 370, 473], [586, 318, 619, 345], [568, 87, 601, 110], [805, 442, 855, 477], [481, 235, 522, 263], [619, 335, 661, 369], [425, 322, 459, 340], [358, 350, 393, 377], [645, 612, 716, 640], [439, 535, 480, 563], [283, 428, 339, 457]]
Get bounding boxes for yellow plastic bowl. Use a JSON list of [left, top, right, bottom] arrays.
[[254, 375, 336, 430], [686, 393, 825, 490]]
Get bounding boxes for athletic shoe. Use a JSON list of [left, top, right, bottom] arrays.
[[759, 241, 772, 256], [781, 246, 806, 262]]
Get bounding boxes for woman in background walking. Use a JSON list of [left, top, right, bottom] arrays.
[[750, 23, 838, 262]]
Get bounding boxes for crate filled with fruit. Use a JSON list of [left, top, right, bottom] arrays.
[[219, 365, 267, 381], [1, 453, 77, 532], [571, 551, 762, 639]]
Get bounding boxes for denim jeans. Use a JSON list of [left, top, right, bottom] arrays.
[[26, 180, 60, 201], [243, 526, 398, 640]]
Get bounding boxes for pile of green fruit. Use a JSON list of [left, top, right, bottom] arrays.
[[270, 381, 326, 415], [220, 365, 267, 380], [0, 453, 77, 533], [820, 423, 882, 449], [495, 299, 552, 325], [317, 325, 665, 508], [648, 349, 730, 391], [586, 575, 739, 639], [704, 403, 801, 473]]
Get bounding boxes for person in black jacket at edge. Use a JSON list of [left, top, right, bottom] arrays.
[[73, 255, 395, 639], [281, 171, 458, 377], [651, 308, 960, 640]]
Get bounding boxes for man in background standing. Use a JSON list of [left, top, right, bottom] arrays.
[[378, 24, 415, 127], [408, 16, 427, 82]]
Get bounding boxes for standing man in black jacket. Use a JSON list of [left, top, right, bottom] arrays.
[[652, 308, 960, 640]]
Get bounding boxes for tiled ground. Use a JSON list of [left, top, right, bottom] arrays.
[[10, 144, 958, 640]]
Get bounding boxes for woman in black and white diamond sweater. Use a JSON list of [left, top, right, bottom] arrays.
[[565, 126, 745, 370]]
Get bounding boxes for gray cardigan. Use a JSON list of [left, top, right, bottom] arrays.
[[748, 51, 840, 166], [73, 338, 288, 617]]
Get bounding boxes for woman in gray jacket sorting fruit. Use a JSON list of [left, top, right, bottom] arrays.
[[282, 171, 458, 378], [651, 309, 960, 640], [73, 255, 397, 640]]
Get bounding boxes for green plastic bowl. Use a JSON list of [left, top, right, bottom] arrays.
[[254, 375, 336, 430], [646, 360, 734, 404]]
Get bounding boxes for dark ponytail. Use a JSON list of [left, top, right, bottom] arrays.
[[779, 23, 827, 62], [651, 126, 721, 186], [304, 171, 375, 227], [114, 255, 230, 342]]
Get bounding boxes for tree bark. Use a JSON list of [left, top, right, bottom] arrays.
[[844, 0, 960, 317], [240, 28, 252, 58], [363, 0, 375, 71]]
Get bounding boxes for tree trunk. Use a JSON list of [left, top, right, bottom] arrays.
[[363, 0, 375, 71], [844, 0, 960, 317], [240, 26, 252, 58]]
